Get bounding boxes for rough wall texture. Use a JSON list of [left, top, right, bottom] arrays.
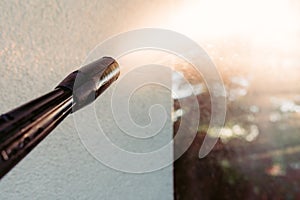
[[0, 1, 177, 199]]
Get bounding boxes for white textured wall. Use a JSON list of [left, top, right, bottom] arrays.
[[0, 1, 177, 199]]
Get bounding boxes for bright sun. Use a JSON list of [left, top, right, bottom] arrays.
[[167, 0, 299, 42]]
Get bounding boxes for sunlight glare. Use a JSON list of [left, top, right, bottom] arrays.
[[167, 0, 299, 40]]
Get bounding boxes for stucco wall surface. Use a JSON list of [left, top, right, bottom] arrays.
[[0, 1, 176, 199]]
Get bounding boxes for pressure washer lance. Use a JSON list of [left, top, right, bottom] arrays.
[[0, 57, 120, 179]]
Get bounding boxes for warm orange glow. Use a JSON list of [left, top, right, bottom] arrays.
[[166, 0, 299, 42]]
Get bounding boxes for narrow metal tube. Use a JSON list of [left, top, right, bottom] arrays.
[[0, 57, 120, 179], [0, 89, 72, 178]]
